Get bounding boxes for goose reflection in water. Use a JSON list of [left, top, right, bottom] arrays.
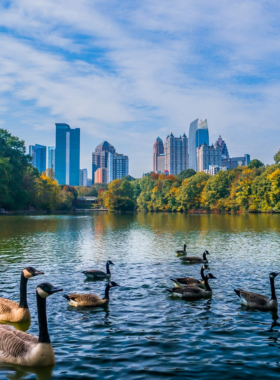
[[0, 363, 54, 380]]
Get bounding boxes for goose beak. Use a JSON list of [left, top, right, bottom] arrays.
[[34, 270, 44, 276], [211, 275, 217, 279], [49, 286, 63, 294]]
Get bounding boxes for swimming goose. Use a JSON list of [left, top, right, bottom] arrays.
[[63, 281, 119, 307], [180, 250, 209, 264], [176, 244, 187, 255], [0, 267, 44, 323], [0, 282, 62, 367], [82, 260, 114, 280], [234, 272, 279, 310], [167, 274, 216, 299], [171, 265, 208, 288]]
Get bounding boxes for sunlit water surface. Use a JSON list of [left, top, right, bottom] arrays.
[[0, 213, 280, 379]]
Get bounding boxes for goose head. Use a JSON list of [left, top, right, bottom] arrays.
[[202, 264, 209, 270], [270, 272, 280, 279], [22, 267, 44, 279], [204, 250, 210, 255], [107, 260, 114, 266], [108, 281, 119, 288], [36, 283, 63, 298], [183, 244, 187, 250]]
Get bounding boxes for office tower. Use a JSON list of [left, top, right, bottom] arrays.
[[153, 137, 164, 172], [214, 136, 229, 159], [189, 119, 199, 171], [79, 169, 88, 186], [197, 143, 222, 172], [164, 132, 188, 175], [221, 154, 251, 169], [48, 146, 55, 172], [113, 154, 129, 179], [196, 120, 209, 148], [94, 168, 108, 184], [29, 144, 46, 173], [55, 123, 80, 186], [87, 179, 92, 187], [92, 141, 128, 183], [92, 141, 116, 182]]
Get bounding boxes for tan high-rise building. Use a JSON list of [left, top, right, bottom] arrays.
[[164, 132, 188, 175], [197, 143, 222, 172]]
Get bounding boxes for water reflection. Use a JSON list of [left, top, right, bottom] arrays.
[[0, 363, 54, 380], [1, 213, 280, 379]]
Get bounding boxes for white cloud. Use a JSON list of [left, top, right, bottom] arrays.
[[0, 0, 279, 177]]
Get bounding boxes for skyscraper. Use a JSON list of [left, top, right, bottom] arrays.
[[197, 143, 222, 172], [29, 144, 46, 173], [48, 146, 55, 172], [153, 137, 164, 172], [214, 135, 229, 159], [196, 120, 209, 148], [92, 141, 116, 182], [113, 154, 129, 179], [164, 132, 188, 175], [79, 169, 88, 186], [189, 119, 199, 171], [92, 141, 128, 183], [55, 123, 80, 186]]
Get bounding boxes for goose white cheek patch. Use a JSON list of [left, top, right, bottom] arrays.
[[37, 288, 49, 298]]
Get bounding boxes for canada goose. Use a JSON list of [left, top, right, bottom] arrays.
[[63, 281, 119, 307], [82, 260, 114, 280], [176, 244, 187, 255], [234, 272, 279, 310], [0, 267, 44, 323], [0, 282, 62, 366], [180, 250, 209, 264], [171, 265, 208, 288], [167, 274, 216, 299]]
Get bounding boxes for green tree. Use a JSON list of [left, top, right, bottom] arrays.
[[248, 159, 264, 169], [101, 180, 136, 211], [274, 150, 280, 164], [176, 169, 196, 181]]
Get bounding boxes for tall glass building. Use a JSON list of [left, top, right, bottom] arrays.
[[29, 144, 46, 173], [189, 119, 199, 171], [48, 146, 55, 172], [196, 120, 209, 148], [55, 123, 80, 186]]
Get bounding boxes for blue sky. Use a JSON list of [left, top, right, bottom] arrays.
[[0, 0, 280, 178]]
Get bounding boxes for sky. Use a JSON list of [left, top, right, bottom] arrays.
[[0, 0, 280, 178]]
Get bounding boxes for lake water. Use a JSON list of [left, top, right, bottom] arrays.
[[0, 213, 280, 379]]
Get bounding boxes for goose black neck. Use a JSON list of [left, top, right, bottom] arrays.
[[270, 277, 277, 300], [103, 284, 111, 300], [37, 293, 50, 344], [183, 245, 186, 252], [19, 273, 28, 309], [106, 262, 111, 275], [203, 252, 207, 261], [204, 277, 212, 292], [201, 267, 206, 281]]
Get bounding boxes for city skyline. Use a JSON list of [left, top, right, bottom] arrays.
[[1, 1, 279, 178]]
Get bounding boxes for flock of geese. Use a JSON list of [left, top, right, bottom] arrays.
[[0, 245, 278, 368]]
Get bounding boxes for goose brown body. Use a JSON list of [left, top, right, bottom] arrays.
[[172, 265, 207, 288], [0, 283, 62, 367], [167, 274, 216, 300], [0, 267, 44, 323], [180, 250, 209, 264], [82, 260, 114, 280], [64, 282, 119, 307], [234, 272, 279, 310]]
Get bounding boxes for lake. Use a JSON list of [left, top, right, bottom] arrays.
[[0, 213, 280, 379]]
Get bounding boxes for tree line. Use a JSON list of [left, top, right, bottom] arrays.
[[100, 158, 280, 213], [0, 129, 77, 211], [1, 128, 280, 213]]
